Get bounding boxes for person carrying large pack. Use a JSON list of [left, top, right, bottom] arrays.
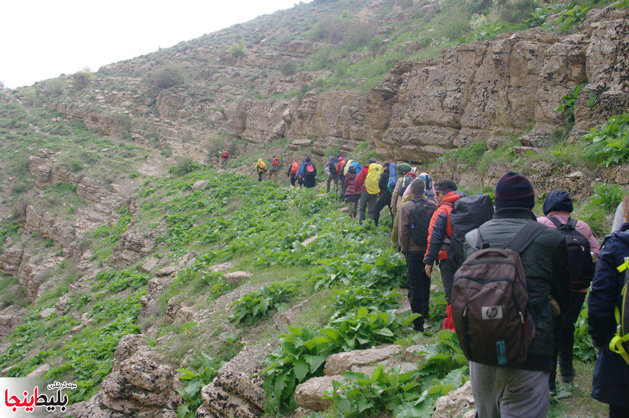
[[287, 160, 300, 187], [398, 179, 436, 331], [299, 157, 317, 188], [374, 162, 393, 227], [269, 156, 280, 183], [220, 150, 229, 169], [588, 194, 629, 418], [325, 156, 339, 193], [254, 158, 267, 182], [391, 164, 415, 215], [354, 158, 383, 224], [538, 190, 600, 392], [454, 171, 570, 418]]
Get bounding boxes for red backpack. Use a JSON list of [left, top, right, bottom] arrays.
[[291, 161, 299, 174], [221, 151, 229, 159], [306, 164, 315, 174], [272, 157, 279, 167]]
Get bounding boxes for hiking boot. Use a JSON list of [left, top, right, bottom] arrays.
[[560, 367, 576, 383]]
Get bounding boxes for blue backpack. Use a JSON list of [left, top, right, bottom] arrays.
[[388, 163, 397, 193]]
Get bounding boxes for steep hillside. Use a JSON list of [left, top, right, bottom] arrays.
[[0, 0, 628, 417]]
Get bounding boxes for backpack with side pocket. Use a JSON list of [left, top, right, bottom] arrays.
[[547, 217, 594, 291], [447, 194, 495, 270], [305, 163, 315, 175], [329, 161, 337, 175], [399, 176, 415, 196], [610, 260, 629, 365], [451, 221, 546, 368], [409, 198, 437, 248]]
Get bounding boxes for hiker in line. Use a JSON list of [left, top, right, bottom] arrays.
[[588, 195, 629, 418], [355, 158, 383, 224], [287, 160, 299, 187], [418, 172, 436, 203], [538, 190, 600, 392], [373, 162, 392, 227], [325, 156, 339, 193], [343, 165, 360, 218], [424, 180, 463, 309], [219, 150, 229, 169], [299, 157, 317, 188], [398, 179, 436, 331], [461, 171, 571, 418], [391, 164, 415, 215], [254, 158, 267, 182], [337, 156, 346, 199], [269, 156, 280, 183]]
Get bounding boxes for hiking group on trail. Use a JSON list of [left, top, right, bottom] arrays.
[[239, 152, 629, 416]]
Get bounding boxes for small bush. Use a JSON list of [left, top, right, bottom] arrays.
[[436, 7, 472, 40], [499, 0, 536, 24], [228, 42, 247, 59], [43, 79, 65, 96], [310, 15, 347, 43], [343, 20, 374, 51], [583, 111, 629, 167], [279, 61, 298, 76], [146, 65, 185, 90], [169, 157, 201, 175], [73, 72, 92, 90], [68, 159, 84, 173]]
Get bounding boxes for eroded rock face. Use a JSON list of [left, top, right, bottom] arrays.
[[197, 345, 266, 417], [367, 9, 629, 161], [74, 334, 182, 418], [110, 229, 155, 268], [294, 375, 343, 412], [324, 345, 404, 376]]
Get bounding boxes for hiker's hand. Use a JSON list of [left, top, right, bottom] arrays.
[[425, 265, 432, 277]]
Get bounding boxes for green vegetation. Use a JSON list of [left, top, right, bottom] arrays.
[[146, 64, 186, 90], [176, 354, 225, 418], [230, 281, 298, 326], [584, 111, 629, 167]]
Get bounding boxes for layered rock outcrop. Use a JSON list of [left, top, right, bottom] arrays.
[[367, 8, 629, 161], [73, 334, 182, 418]]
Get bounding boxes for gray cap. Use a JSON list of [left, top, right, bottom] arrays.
[[410, 178, 426, 197]]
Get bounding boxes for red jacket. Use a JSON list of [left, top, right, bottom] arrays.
[[354, 164, 370, 193], [424, 192, 463, 264]]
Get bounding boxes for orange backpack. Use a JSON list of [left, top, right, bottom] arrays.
[[291, 161, 299, 174]]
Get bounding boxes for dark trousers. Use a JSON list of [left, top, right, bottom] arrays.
[[373, 193, 392, 227], [550, 291, 587, 389], [257, 172, 264, 182], [406, 251, 431, 330], [289, 174, 297, 187], [440, 259, 456, 303], [610, 404, 629, 418], [339, 177, 345, 199]]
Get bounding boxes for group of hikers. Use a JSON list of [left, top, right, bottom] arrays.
[[393, 169, 629, 418]]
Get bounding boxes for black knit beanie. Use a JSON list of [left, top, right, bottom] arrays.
[[543, 190, 573, 215], [494, 171, 535, 210]]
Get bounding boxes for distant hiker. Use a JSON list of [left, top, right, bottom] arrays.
[[287, 160, 300, 187], [456, 171, 570, 418], [337, 156, 346, 198], [325, 156, 339, 193], [538, 190, 600, 392], [424, 180, 463, 306], [355, 158, 383, 224], [373, 162, 393, 227], [588, 195, 629, 418], [343, 165, 360, 218], [299, 157, 317, 188], [391, 164, 415, 215], [220, 150, 229, 169], [254, 158, 267, 182], [398, 178, 436, 331], [269, 156, 280, 183]]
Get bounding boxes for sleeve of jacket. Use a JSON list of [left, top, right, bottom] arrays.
[[314, 164, 317, 177], [378, 172, 388, 194], [424, 211, 448, 265], [578, 220, 602, 256], [398, 202, 411, 254], [549, 237, 571, 323], [588, 242, 621, 348]]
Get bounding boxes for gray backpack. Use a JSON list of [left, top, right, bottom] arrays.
[[451, 222, 546, 368]]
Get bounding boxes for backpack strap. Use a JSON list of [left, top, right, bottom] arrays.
[[566, 218, 577, 229], [547, 216, 563, 229], [507, 222, 548, 255]]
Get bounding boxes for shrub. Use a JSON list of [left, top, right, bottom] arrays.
[[169, 157, 200, 175], [68, 159, 84, 173], [73, 71, 92, 90], [176, 354, 225, 418], [310, 15, 347, 43], [279, 61, 298, 76], [228, 42, 247, 59], [230, 282, 298, 326], [555, 82, 586, 127], [146, 65, 185, 90], [499, 0, 536, 24], [43, 79, 65, 96], [343, 20, 374, 51], [436, 7, 472, 40], [556, 5, 590, 32], [583, 111, 629, 167]]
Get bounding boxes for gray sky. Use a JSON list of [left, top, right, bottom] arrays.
[[1, 0, 310, 88]]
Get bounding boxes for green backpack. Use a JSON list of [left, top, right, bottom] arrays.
[[610, 259, 629, 365]]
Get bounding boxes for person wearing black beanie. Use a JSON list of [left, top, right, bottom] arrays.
[[461, 171, 571, 418]]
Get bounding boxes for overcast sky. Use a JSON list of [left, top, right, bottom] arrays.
[[1, 0, 311, 89]]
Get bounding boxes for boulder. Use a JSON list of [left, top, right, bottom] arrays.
[[403, 344, 425, 362], [215, 345, 267, 410], [432, 381, 476, 418], [294, 375, 344, 411], [324, 345, 404, 376], [200, 382, 262, 418], [191, 180, 209, 191], [223, 271, 253, 284], [40, 307, 56, 318], [156, 266, 178, 277], [139, 257, 159, 273]]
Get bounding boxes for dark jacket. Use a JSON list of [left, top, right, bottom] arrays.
[[398, 197, 436, 254], [589, 223, 629, 407], [378, 169, 392, 199], [464, 208, 571, 372]]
